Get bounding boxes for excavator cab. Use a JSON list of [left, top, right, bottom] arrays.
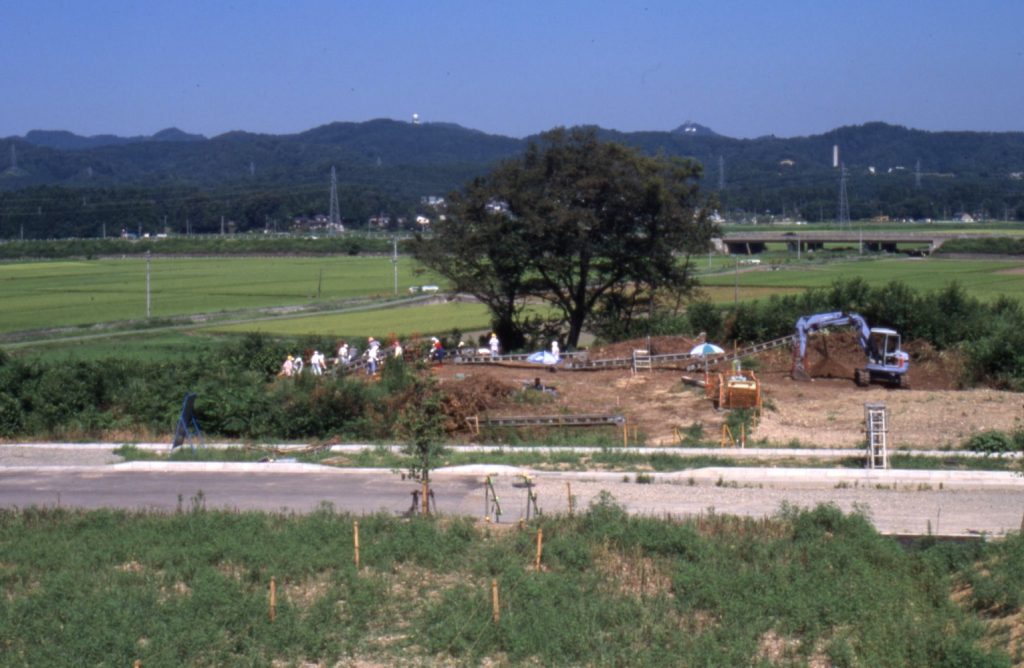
[[861, 327, 910, 387], [867, 328, 901, 367]]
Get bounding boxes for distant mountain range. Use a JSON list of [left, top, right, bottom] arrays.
[[1, 119, 1022, 234], [4, 118, 1023, 190]]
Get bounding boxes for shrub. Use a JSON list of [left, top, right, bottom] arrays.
[[0, 392, 25, 436], [962, 430, 1017, 455]]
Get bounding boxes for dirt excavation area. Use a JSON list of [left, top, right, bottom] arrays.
[[433, 333, 1023, 450]]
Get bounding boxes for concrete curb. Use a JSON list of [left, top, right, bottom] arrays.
[[3, 442, 1020, 459]]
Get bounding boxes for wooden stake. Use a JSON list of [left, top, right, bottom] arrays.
[[566, 482, 574, 516], [421, 479, 429, 516], [353, 521, 361, 570], [491, 578, 500, 624], [535, 528, 544, 571], [623, 422, 629, 447], [269, 576, 277, 623]]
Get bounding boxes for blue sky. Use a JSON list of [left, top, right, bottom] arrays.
[[2, 0, 1022, 139]]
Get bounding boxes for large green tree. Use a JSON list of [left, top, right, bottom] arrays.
[[415, 127, 716, 348]]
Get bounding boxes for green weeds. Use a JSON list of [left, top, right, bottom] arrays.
[[0, 502, 1012, 666]]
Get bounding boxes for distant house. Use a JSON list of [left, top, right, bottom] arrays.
[[368, 214, 391, 229], [954, 212, 975, 224]]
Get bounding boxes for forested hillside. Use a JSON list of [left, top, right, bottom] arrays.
[[2, 119, 1023, 238]]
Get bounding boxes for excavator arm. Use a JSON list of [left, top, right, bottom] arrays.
[[794, 311, 870, 361]]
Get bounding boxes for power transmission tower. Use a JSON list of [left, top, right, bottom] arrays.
[[915, 159, 922, 189], [328, 166, 341, 233], [837, 164, 850, 228], [718, 155, 725, 191]]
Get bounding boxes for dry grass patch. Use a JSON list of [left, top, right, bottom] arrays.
[[592, 542, 673, 600]]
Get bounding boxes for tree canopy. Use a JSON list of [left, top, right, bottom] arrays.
[[415, 127, 717, 349]]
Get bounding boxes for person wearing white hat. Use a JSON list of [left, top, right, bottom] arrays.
[[489, 332, 500, 357]]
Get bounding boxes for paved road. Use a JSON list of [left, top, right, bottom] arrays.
[[3, 465, 1022, 537]]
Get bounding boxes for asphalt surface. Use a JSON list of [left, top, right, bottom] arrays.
[[1, 445, 1022, 536]]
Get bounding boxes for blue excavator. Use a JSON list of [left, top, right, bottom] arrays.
[[791, 311, 910, 388]]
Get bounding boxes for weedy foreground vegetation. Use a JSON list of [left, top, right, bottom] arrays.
[[0, 499, 1017, 667]]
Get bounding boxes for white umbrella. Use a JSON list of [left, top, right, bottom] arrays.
[[690, 342, 725, 377], [689, 342, 725, 356]]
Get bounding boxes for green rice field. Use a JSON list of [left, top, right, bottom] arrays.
[[3, 254, 1024, 361], [206, 300, 491, 338], [0, 256, 440, 334], [701, 257, 1024, 301]]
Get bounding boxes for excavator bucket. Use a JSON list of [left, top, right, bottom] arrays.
[[791, 363, 811, 381]]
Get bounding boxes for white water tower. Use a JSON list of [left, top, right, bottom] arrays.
[[832, 145, 839, 168], [412, 113, 420, 125]]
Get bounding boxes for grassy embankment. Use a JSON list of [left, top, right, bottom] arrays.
[[0, 502, 1016, 666]]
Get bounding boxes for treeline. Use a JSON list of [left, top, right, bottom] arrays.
[[0, 334, 425, 440], [0, 182, 425, 240], [633, 277, 1024, 390], [0, 235, 411, 260], [937, 237, 1024, 255]]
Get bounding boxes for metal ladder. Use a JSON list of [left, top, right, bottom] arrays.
[[632, 349, 652, 373], [865, 402, 889, 469]]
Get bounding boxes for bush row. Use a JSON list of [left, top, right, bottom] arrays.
[[937, 237, 1024, 255], [0, 234, 410, 260], [0, 334, 419, 441]]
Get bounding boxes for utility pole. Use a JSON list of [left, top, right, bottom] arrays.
[[718, 155, 725, 191], [392, 236, 399, 296], [733, 257, 739, 306], [915, 159, 922, 189], [220, 215, 225, 236], [146, 251, 152, 319], [329, 166, 341, 234]]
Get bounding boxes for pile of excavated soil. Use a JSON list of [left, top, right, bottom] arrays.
[[438, 375, 519, 432], [587, 335, 701, 360]]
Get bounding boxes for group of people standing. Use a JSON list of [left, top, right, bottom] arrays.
[[279, 332, 559, 378]]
